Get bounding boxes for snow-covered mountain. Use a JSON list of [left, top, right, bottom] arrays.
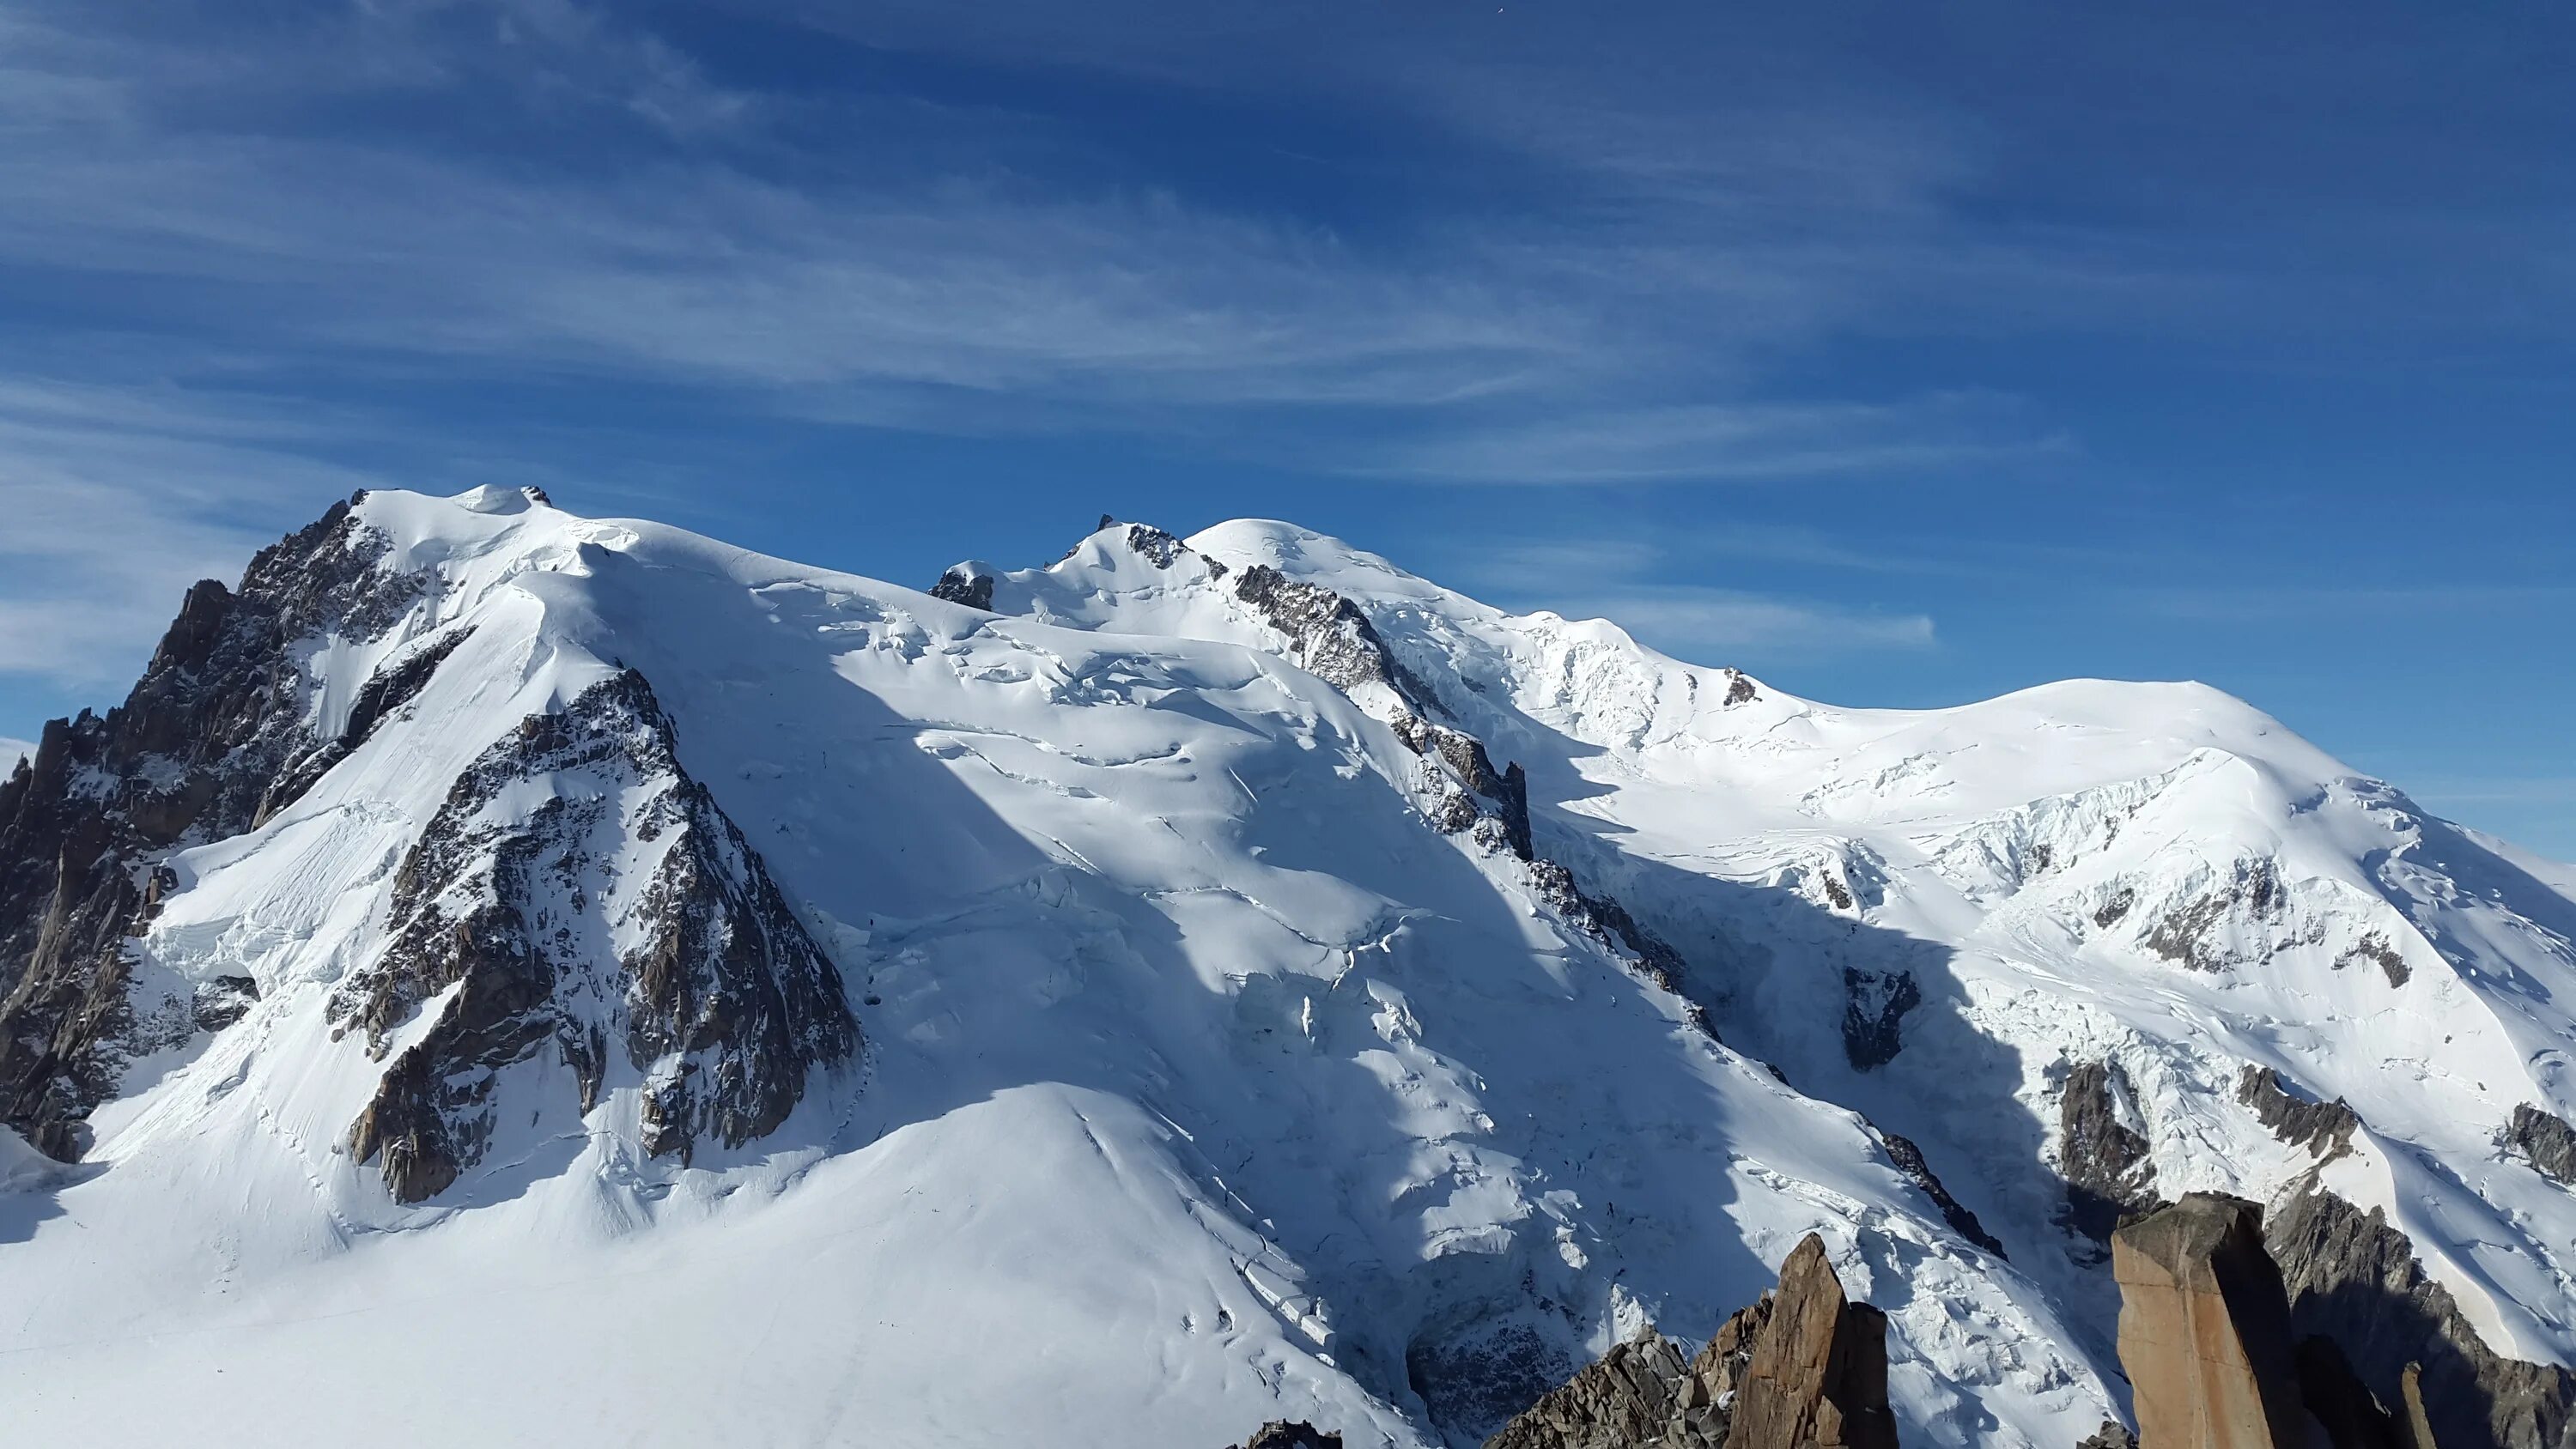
[[3, 488, 2571, 1447]]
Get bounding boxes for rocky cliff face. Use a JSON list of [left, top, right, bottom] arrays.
[[2507, 1105, 2576, 1187], [2111, 1193, 2312, 1449], [1481, 1234, 1893, 1449], [929, 564, 996, 611], [2059, 1059, 2161, 1243], [2265, 1184, 2573, 1449], [0, 495, 422, 1158], [2109, 1191, 2572, 1449], [336, 670, 859, 1202]]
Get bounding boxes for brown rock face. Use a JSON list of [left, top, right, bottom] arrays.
[[1482, 1233, 1893, 1449], [0, 496, 428, 1158], [1726, 1235, 1899, 1449], [2110, 1193, 2470, 1449], [2112, 1192, 2311, 1449]]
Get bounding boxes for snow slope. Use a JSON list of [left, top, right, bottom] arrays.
[[993, 517, 2576, 1386], [3, 494, 2571, 1446]]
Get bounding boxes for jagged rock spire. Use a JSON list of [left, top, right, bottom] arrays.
[[2112, 1193, 2312, 1449], [2111, 1192, 2464, 1449], [1482, 1233, 1894, 1449]]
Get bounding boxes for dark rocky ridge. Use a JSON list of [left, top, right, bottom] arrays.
[[337, 670, 859, 1202], [929, 565, 995, 612], [2266, 1182, 2574, 1449], [0, 495, 424, 1158], [2140, 858, 2286, 973], [1210, 550, 1535, 864], [1060, 522, 1694, 997], [1874, 1127, 2007, 1258], [2238, 1065, 2362, 1160], [2058, 1059, 2161, 1242], [2508, 1104, 2576, 1186], [1218, 547, 1701, 993], [2337, 932, 2412, 986], [258, 625, 476, 825], [1228, 1425, 1342, 1449]]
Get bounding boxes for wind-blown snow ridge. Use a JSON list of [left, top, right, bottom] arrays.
[[0, 491, 2569, 1449]]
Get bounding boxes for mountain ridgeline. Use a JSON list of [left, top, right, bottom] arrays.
[[3, 488, 2573, 1447]]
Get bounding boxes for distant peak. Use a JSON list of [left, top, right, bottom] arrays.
[[1187, 519, 1432, 600], [448, 484, 551, 516]]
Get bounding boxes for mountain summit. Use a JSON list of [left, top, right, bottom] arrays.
[[3, 490, 2571, 1447]]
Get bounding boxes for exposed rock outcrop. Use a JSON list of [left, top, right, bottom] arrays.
[[2265, 1182, 2573, 1449], [2236, 1065, 2360, 1161], [1875, 1127, 2007, 1258], [2111, 1193, 2312, 1449], [2060, 1059, 2161, 1242], [258, 626, 476, 825], [1222, 556, 1540, 863], [1483, 1328, 1722, 1449], [2336, 932, 2411, 987], [1482, 1234, 1892, 1449], [929, 565, 995, 611], [1726, 1234, 1898, 1449], [1228, 1422, 1343, 1449], [2093, 888, 2136, 930], [0, 494, 423, 1158], [1526, 859, 1697, 1015], [2506, 1104, 2576, 1187], [2140, 859, 2286, 973], [1839, 967, 1919, 1071], [2108, 1190, 2575, 1449], [337, 670, 858, 1202]]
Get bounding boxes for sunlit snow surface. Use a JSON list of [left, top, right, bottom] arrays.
[[2, 494, 2570, 1446]]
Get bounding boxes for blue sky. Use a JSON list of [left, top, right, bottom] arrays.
[[0, 1, 2569, 857]]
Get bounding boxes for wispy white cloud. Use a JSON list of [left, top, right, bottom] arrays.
[[0, 735, 31, 770], [1424, 526, 1941, 660], [0, 0, 2168, 442], [1358, 392, 2067, 484], [0, 6, 1595, 415], [1532, 585, 1937, 660]]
